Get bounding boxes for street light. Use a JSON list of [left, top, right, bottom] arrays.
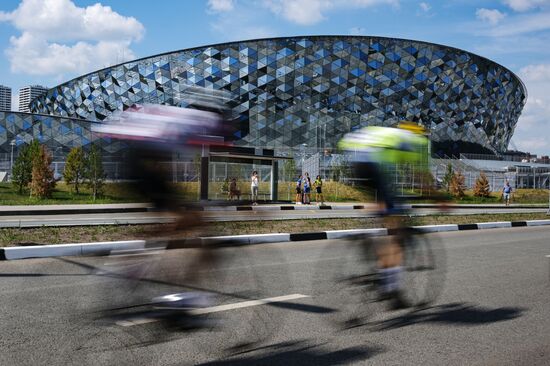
[[9, 139, 16, 180]]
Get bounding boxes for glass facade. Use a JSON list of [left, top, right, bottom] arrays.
[[0, 112, 125, 155], [25, 36, 526, 154]]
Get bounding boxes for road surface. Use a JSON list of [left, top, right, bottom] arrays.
[[0, 226, 549, 365]]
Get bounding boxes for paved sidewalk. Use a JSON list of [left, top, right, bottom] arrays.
[[0, 202, 546, 216]]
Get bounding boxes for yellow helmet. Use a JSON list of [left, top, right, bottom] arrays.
[[397, 121, 427, 135]]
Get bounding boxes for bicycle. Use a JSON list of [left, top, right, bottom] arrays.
[[49, 229, 290, 364], [314, 207, 446, 330]]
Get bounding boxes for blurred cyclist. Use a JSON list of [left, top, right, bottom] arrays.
[[92, 88, 233, 318], [338, 121, 430, 307]]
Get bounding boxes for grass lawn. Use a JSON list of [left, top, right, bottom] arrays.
[[0, 180, 548, 205], [0, 182, 146, 205], [1, 212, 548, 246]]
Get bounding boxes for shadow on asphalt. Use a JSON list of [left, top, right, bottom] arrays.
[[196, 340, 385, 365], [374, 302, 525, 331]]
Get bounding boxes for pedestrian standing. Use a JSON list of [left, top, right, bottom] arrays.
[[251, 171, 259, 205], [303, 172, 311, 204], [229, 177, 241, 200], [502, 181, 512, 206], [295, 175, 303, 204], [314, 175, 324, 205]]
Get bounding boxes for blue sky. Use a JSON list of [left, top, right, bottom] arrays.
[[1, 0, 549, 154]]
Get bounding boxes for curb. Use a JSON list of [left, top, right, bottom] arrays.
[[0, 207, 149, 216], [2, 219, 550, 261]]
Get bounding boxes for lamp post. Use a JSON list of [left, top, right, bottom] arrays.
[[9, 139, 16, 180]]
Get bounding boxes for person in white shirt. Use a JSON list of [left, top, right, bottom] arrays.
[[251, 171, 259, 205]]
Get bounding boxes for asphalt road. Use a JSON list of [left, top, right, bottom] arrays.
[[1, 226, 549, 365], [0, 207, 548, 227]]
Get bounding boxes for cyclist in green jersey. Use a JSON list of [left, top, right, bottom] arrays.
[[338, 121, 430, 306]]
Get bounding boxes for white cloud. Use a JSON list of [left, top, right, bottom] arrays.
[[0, 0, 144, 76], [518, 63, 550, 80], [262, 0, 399, 25], [512, 63, 550, 155], [349, 26, 367, 35], [207, 0, 235, 12], [476, 11, 550, 36], [503, 0, 550, 12], [476, 8, 507, 25], [419, 2, 431, 12]]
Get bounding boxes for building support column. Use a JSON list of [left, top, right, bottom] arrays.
[[271, 160, 278, 201]]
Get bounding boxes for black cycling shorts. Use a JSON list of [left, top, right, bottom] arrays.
[[352, 161, 395, 213]]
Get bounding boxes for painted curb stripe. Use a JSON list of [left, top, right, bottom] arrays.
[[319, 205, 332, 210], [236, 206, 253, 211], [525, 220, 550, 227], [289, 232, 327, 241], [353, 205, 365, 209], [281, 206, 295, 210], [476, 222, 512, 230], [511, 221, 527, 227], [325, 228, 388, 239], [0, 249, 5, 261], [414, 224, 459, 233], [458, 223, 479, 230]]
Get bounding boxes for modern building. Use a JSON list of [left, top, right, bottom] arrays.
[[29, 36, 527, 156], [0, 85, 11, 111], [18, 85, 48, 113]]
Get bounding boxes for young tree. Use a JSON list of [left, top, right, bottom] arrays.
[[84, 144, 105, 200], [442, 163, 454, 192], [473, 172, 491, 197], [11, 140, 40, 194], [30, 145, 56, 198], [63, 147, 86, 194], [419, 170, 436, 196], [449, 170, 466, 199]]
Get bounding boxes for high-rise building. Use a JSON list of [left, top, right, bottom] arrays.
[[0, 85, 11, 111], [18, 85, 48, 113]]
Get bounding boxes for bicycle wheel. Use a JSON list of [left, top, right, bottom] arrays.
[[397, 228, 446, 308], [313, 235, 383, 330]]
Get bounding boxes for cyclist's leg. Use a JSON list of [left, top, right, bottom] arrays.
[[356, 163, 406, 301]]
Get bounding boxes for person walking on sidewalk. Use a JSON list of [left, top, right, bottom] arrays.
[[502, 181, 512, 206], [314, 175, 324, 205], [295, 175, 303, 204], [251, 171, 259, 205]]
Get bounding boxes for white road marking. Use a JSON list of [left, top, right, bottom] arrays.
[[116, 293, 309, 327]]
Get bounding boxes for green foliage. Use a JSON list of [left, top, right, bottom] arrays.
[[221, 178, 229, 193], [84, 144, 105, 201], [449, 170, 466, 199], [473, 172, 491, 197], [11, 140, 40, 194], [30, 145, 56, 198], [442, 163, 454, 192], [63, 147, 86, 194]]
